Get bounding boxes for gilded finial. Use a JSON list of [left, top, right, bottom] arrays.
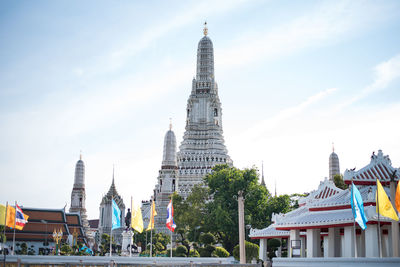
[[169, 118, 172, 130], [203, 21, 208, 36], [80, 150, 82, 160]]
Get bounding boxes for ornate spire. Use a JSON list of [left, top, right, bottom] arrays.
[[261, 161, 266, 187], [332, 142, 335, 152], [80, 150, 82, 160], [196, 23, 214, 81], [169, 118, 172, 130], [162, 124, 177, 167], [74, 153, 85, 187]]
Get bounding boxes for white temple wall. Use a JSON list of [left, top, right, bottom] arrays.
[[289, 229, 300, 258], [306, 229, 320, 258], [365, 224, 379, 257], [343, 226, 355, 257], [259, 239, 268, 262]]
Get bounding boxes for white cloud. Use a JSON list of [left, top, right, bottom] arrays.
[[335, 53, 400, 110], [217, 1, 391, 69]]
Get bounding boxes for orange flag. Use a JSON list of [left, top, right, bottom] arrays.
[[6, 205, 15, 228], [395, 181, 400, 213]]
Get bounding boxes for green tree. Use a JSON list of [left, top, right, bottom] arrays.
[[204, 165, 272, 252], [333, 174, 348, 190]]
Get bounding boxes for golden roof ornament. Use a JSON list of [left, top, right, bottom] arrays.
[[203, 21, 208, 36]]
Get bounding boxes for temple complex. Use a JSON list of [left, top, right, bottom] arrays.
[[250, 149, 400, 260]]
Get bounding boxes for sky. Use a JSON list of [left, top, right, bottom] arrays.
[[1, 0, 400, 220]]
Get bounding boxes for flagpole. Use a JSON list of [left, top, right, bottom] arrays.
[[376, 179, 382, 258], [150, 197, 153, 257], [170, 197, 173, 258], [351, 182, 358, 258], [110, 195, 113, 258], [3, 202, 8, 248], [130, 196, 132, 258], [12, 202, 16, 256]]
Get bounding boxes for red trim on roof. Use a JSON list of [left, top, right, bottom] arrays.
[[276, 221, 391, 231], [309, 202, 376, 211]]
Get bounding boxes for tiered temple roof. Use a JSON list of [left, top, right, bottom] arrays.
[[250, 150, 398, 239]]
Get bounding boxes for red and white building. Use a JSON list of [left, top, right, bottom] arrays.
[[250, 149, 400, 259]]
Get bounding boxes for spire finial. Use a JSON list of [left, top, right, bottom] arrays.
[[80, 150, 82, 160], [203, 21, 208, 36], [332, 142, 335, 152], [169, 118, 172, 130], [112, 164, 115, 184]]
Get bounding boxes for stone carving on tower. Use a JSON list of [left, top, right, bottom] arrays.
[[69, 154, 90, 239], [329, 144, 340, 180], [177, 23, 232, 198], [154, 123, 178, 235], [98, 170, 126, 245]]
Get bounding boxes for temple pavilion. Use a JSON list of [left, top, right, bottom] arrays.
[[250, 149, 400, 259]]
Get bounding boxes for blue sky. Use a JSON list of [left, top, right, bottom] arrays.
[[1, 0, 400, 219]]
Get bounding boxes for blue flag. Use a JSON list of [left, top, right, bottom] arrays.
[[351, 183, 368, 230], [112, 199, 121, 230]]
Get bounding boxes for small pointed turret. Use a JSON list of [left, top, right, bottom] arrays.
[[261, 161, 266, 187], [329, 143, 340, 180], [162, 122, 177, 168]]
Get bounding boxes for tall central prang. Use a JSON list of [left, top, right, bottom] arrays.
[[177, 23, 232, 198]]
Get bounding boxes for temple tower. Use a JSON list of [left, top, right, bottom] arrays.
[[69, 154, 90, 236], [154, 123, 178, 234], [329, 144, 340, 180], [177, 23, 232, 198]]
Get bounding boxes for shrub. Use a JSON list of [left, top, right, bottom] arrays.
[[211, 247, 230, 257], [233, 241, 259, 263], [189, 249, 200, 257], [176, 245, 188, 257], [199, 232, 216, 245], [199, 244, 215, 257]]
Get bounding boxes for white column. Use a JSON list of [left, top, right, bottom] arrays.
[[343, 226, 355, 257], [340, 234, 344, 257], [323, 235, 328, 257], [382, 232, 389, 257], [259, 239, 268, 261], [300, 236, 306, 257], [359, 229, 365, 257], [387, 226, 393, 257], [365, 224, 379, 257], [306, 229, 321, 258], [327, 227, 340, 257], [289, 229, 300, 258], [277, 238, 282, 257]]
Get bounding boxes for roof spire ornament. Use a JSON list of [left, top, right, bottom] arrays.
[[169, 118, 172, 130], [80, 150, 82, 160], [332, 142, 335, 152], [203, 21, 208, 36], [261, 161, 266, 187]]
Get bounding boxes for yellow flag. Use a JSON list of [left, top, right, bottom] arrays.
[[376, 179, 399, 221], [0, 204, 6, 226], [131, 199, 144, 233], [146, 200, 157, 231], [6, 205, 15, 228]]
